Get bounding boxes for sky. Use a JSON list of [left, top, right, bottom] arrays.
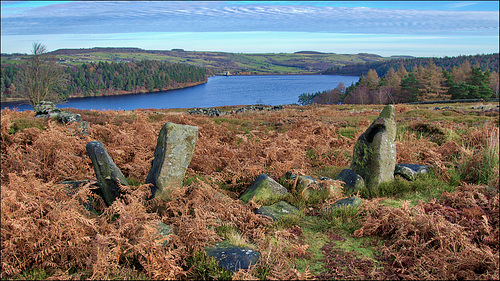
[[1, 1, 499, 57]]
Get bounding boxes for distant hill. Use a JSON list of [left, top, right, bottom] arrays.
[[39, 47, 390, 75], [322, 53, 499, 76]]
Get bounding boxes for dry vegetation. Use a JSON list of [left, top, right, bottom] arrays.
[[1, 102, 498, 280]]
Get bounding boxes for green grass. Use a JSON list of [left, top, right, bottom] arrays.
[[339, 127, 358, 139], [3, 49, 391, 75], [9, 118, 47, 134], [186, 251, 233, 280], [360, 171, 458, 205]]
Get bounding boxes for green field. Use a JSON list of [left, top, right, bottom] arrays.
[[2, 48, 393, 75]]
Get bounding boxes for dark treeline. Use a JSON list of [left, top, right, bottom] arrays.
[[1, 60, 207, 100], [322, 53, 499, 77], [300, 59, 499, 105]]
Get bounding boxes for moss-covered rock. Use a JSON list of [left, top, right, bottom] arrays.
[[335, 169, 365, 195], [255, 200, 299, 221], [350, 105, 397, 190], [146, 122, 198, 201], [239, 174, 288, 204], [86, 141, 128, 206]]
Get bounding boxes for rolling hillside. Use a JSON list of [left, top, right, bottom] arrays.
[[2, 47, 393, 75]]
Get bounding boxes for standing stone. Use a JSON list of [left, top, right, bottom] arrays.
[[86, 141, 128, 206], [350, 105, 397, 189], [146, 122, 198, 201]]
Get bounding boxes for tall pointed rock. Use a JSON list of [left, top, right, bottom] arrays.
[[350, 105, 397, 189]]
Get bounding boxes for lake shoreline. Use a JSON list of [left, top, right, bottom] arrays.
[[0, 79, 209, 106], [1, 75, 361, 111]]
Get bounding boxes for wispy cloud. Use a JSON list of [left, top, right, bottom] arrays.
[[1, 1, 498, 35]]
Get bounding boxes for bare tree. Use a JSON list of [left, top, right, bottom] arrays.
[[18, 42, 68, 108]]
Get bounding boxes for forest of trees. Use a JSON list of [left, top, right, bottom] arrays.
[[1, 60, 207, 100], [300, 59, 499, 105], [322, 53, 499, 77]]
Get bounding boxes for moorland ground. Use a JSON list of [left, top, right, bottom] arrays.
[[1, 102, 498, 280]]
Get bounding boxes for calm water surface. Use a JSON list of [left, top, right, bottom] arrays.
[[1, 75, 359, 111]]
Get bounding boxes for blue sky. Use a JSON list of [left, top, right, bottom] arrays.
[[1, 1, 498, 57]]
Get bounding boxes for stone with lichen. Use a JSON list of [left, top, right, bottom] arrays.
[[350, 105, 397, 189]]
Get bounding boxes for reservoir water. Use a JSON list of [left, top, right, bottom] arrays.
[[1, 75, 359, 111]]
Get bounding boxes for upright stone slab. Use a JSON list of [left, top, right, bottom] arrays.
[[146, 122, 198, 200], [350, 105, 397, 189], [86, 141, 128, 206]]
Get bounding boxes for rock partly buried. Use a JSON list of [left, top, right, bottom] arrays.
[[146, 122, 198, 201], [395, 164, 429, 181], [205, 240, 260, 272], [334, 169, 365, 195], [255, 200, 299, 221], [86, 141, 128, 206], [350, 105, 397, 189], [239, 174, 288, 204], [155, 221, 173, 246], [58, 180, 102, 214], [330, 196, 362, 210]]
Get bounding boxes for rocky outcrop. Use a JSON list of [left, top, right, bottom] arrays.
[[34, 101, 82, 124], [86, 141, 128, 206], [146, 122, 198, 201], [239, 174, 288, 204], [34, 101, 61, 115], [188, 105, 283, 116], [34, 101, 89, 134], [350, 105, 397, 189]]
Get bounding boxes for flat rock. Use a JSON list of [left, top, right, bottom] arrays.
[[205, 240, 260, 272], [255, 200, 299, 221], [86, 141, 128, 206], [330, 196, 362, 210], [239, 174, 288, 204], [395, 164, 429, 181], [146, 122, 198, 200], [334, 169, 365, 195]]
